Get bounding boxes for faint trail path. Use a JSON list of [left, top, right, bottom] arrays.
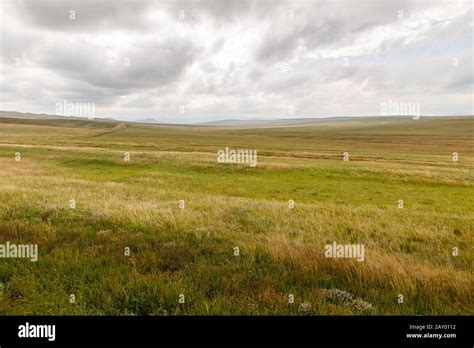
[[85, 122, 128, 138], [0, 142, 213, 157]]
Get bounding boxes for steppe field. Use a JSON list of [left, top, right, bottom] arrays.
[[0, 114, 472, 315]]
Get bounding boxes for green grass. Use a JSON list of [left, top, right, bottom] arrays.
[[0, 115, 472, 315]]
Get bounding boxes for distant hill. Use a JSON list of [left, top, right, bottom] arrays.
[[0, 110, 117, 129], [195, 116, 433, 127], [1, 110, 473, 129], [0, 110, 116, 122], [196, 118, 350, 126], [137, 118, 162, 123], [0, 110, 64, 119]]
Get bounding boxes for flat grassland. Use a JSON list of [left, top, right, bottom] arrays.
[[0, 115, 472, 315]]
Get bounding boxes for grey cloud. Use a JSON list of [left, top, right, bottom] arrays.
[[163, 0, 273, 23], [35, 38, 197, 90], [121, 94, 156, 109], [1, 0, 472, 120], [255, 0, 414, 64], [13, 0, 156, 32]]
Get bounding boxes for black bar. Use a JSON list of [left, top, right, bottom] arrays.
[[0, 316, 471, 346]]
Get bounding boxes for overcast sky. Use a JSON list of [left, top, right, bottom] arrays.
[[0, 0, 472, 123]]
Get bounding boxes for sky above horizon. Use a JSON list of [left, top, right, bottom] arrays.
[[0, 0, 472, 123]]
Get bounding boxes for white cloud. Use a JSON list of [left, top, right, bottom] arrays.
[[1, 0, 472, 122]]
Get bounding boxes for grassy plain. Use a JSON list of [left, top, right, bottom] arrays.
[[0, 114, 472, 315]]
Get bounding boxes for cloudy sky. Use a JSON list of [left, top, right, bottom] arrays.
[[0, 0, 472, 123]]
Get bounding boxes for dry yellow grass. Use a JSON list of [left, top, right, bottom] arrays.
[[0, 116, 472, 314]]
